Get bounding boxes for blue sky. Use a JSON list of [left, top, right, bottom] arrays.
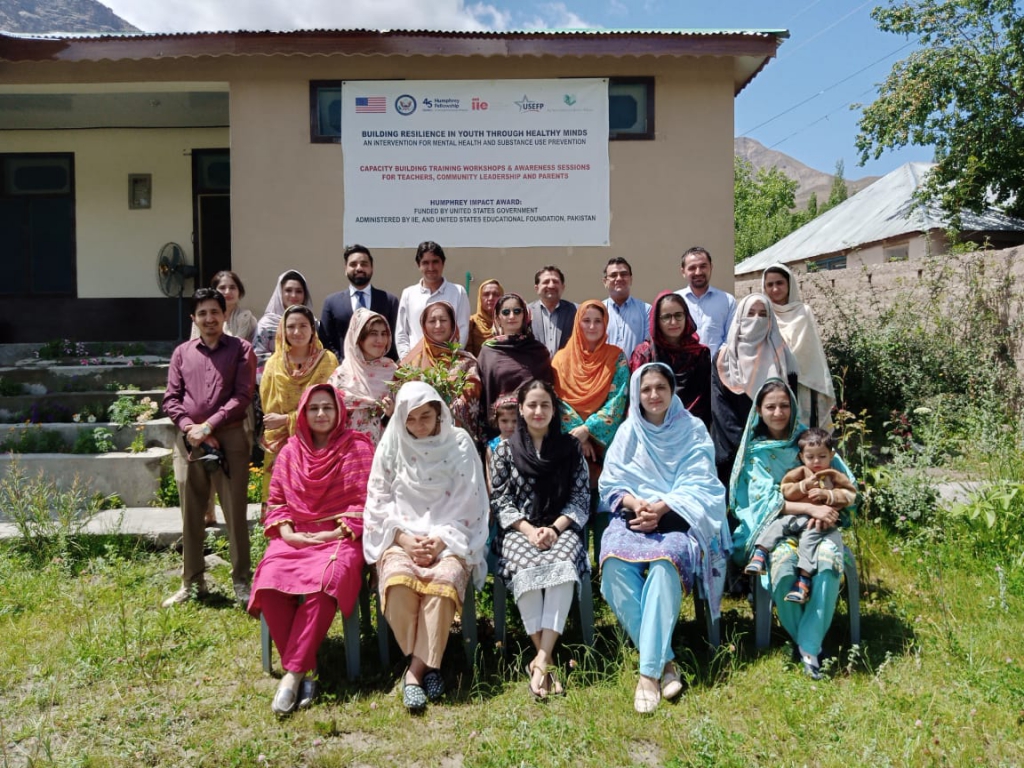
[[102, 0, 933, 180]]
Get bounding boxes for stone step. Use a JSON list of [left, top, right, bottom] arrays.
[[0, 362, 170, 392], [0, 389, 165, 424], [1, 418, 178, 451], [0, 448, 173, 507], [0, 504, 263, 546]]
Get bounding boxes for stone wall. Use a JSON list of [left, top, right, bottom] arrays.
[[736, 245, 1024, 369]]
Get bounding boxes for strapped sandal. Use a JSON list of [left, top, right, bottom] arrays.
[[785, 575, 811, 604], [744, 549, 768, 576]]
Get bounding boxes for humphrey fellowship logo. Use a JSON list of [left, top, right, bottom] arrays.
[[395, 94, 417, 116], [563, 94, 577, 106], [514, 94, 545, 113]]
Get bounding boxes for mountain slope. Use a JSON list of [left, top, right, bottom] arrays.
[[0, 0, 139, 34], [735, 137, 880, 210]]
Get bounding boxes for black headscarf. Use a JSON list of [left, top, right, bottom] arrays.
[[508, 393, 580, 526]]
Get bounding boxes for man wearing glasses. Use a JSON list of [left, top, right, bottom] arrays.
[[602, 257, 651, 357]]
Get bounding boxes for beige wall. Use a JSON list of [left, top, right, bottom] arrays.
[[2, 53, 739, 315], [1, 126, 228, 298], [227, 54, 737, 313]]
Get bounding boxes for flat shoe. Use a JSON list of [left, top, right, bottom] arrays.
[[297, 676, 317, 709], [661, 664, 683, 700], [634, 678, 660, 714], [402, 681, 427, 711], [271, 684, 297, 716], [423, 669, 445, 702], [801, 652, 823, 680]]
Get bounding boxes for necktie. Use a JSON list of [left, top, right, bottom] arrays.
[[357, 290, 367, 309]]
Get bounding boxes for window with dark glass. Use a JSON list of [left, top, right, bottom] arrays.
[[0, 153, 75, 296], [608, 77, 654, 140]]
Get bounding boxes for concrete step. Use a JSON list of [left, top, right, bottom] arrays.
[[0, 389, 165, 424], [0, 362, 170, 392], [0, 417, 178, 451], [0, 503, 263, 547], [0, 447, 173, 507]]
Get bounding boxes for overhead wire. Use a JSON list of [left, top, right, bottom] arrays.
[[739, 39, 917, 136]]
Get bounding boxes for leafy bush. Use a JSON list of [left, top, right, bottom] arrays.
[[155, 466, 179, 507], [815, 253, 1023, 455], [72, 427, 116, 454], [0, 425, 66, 453], [36, 338, 89, 360], [0, 459, 106, 563], [108, 395, 158, 428], [0, 376, 23, 397]]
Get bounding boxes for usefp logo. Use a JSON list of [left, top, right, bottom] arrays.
[[514, 94, 544, 113]]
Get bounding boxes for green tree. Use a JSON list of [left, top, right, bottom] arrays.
[[824, 159, 848, 212], [856, 0, 1024, 221], [734, 156, 801, 262]]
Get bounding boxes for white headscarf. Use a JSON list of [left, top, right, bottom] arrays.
[[716, 292, 798, 399], [362, 381, 490, 588], [255, 270, 314, 350], [762, 264, 835, 426], [328, 309, 397, 440]]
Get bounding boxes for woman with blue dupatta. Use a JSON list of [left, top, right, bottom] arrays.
[[598, 362, 730, 713], [729, 379, 856, 679]]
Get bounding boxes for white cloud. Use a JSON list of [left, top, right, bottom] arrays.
[[101, 0, 519, 33], [520, 2, 597, 30]]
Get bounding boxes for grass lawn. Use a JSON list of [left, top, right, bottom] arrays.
[[1, 525, 1022, 768]]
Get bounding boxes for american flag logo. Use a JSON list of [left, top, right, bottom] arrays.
[[355, 96, 387, 114]]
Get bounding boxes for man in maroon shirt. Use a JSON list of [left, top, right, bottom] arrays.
[[162, 288, 257, 608]]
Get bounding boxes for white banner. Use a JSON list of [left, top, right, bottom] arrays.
[[341, 79, 609, 248]]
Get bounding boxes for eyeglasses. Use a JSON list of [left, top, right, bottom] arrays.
[[500, 307, 524, 316], [659, 312, 687, 324], [605, 271, 631, 280]]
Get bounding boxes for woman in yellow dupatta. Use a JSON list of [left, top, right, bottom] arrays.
[[467, 278, 503, 356], [259, 304, 338, 497]]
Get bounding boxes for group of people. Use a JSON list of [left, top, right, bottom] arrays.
[[161, 240, 854, 716]]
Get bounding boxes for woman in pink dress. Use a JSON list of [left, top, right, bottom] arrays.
[[247, 383, 374, 715]]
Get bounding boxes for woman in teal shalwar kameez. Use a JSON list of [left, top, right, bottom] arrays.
[[729, 379, 856, 678]]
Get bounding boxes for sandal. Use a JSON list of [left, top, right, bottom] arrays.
[[526, 661, 547, 701], [785, 575, 812, 604], [546, 668, 565, 697]]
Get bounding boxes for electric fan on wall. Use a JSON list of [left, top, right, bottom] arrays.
[[156, 242, 198, 340]]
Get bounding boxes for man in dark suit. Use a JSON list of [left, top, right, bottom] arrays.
[[318, 244, 400, 361]]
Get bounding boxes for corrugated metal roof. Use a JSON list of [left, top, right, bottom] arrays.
[[1, 28, 788, 41], [734, 162, 1024, 275]]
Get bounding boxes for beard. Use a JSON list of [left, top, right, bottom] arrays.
[[348, 272, 371, 288]]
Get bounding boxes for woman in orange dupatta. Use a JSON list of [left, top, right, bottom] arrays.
[[259, 305, 338, 496], [551, 300, 629, 476]]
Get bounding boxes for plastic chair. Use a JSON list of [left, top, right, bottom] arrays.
[[752, 544, 861, 650], [260, 596, 362, 681]]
